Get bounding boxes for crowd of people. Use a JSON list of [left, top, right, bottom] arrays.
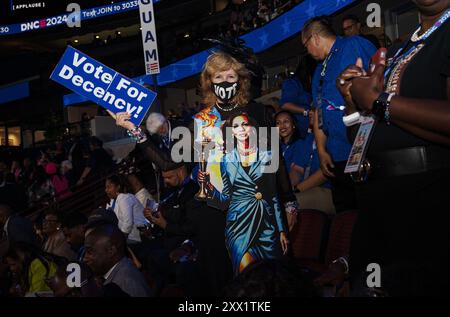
[[227, 0, 296, 37], [0, 135, 115, 213], [1, 0, 449, 297]]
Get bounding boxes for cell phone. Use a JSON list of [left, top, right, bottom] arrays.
[[146, 199, 159, 216], [146, 199, 155, 209]]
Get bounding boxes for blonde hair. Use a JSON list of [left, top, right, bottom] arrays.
[[200, 52, 252, 107]]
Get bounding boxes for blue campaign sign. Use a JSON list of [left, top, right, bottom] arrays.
[[51, 46, 157, 126]]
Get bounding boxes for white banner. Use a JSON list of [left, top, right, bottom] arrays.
[[138, 0, 160, 75]]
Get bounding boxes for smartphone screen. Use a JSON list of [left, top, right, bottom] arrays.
[[146, 199, 156, 210], [152, 203, 160, 216], [146, 199, 159, 216]]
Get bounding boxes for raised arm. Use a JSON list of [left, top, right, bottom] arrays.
[[350, 66, 450, 145]]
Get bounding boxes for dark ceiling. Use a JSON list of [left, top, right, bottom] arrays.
[[0, 0, 214, 58]]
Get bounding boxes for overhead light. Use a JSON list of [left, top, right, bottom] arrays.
[[117, 31, 121, 35], [289, 71, 295, 75], [95, 35, 100, 39], [184, 33, 190, 38], [74, 39, 79, 43]]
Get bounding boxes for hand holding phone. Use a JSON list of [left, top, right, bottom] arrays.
[[145, 199, 160, 217]]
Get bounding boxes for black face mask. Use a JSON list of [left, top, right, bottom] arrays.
[[212, 81, 240, 103]]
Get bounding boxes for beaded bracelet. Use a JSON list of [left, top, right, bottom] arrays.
[[384, 93, 395, 125], [127, 127, 147, 143]]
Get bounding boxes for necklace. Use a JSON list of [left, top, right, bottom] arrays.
[[215, 102, 239, 112], [410, 26, 427, 42], [385, 8, 450, 92], [411, 9, 450, 42], [238, 145, 256, 156], [240, 151, 257, 167]]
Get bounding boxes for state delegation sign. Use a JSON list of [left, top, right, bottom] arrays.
[[138, 0, 160, 75], [50, 46, 157, 126]]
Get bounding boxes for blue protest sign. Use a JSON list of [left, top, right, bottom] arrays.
[[51, 46, 157, 126]]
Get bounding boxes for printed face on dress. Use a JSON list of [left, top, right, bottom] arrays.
[[232, 115, 252, 143]]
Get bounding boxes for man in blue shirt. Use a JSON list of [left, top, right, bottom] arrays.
[[301, 16, 376, 212]]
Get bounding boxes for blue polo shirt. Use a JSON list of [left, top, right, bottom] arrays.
[[295, 133, 331, 189], [281, 133, 331, 189], [280, 78, 312, 139], [281, 139, 304, 174], [311, 35, 376, 162]]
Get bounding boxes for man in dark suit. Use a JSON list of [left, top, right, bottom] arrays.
[[83, 224, 153, 297], [145, 163, 232, 296]]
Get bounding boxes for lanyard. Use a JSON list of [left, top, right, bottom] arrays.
[[160, 176, 191, 205], [304, 139, 316, 179], [318, 49, 335, 101], [317, 48, 345, 112], [384, 8, 450, 80]]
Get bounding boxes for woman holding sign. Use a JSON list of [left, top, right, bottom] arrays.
[[113, 51, 298, 285], [337, 0, 450, 295], [193, 52, 299, 231]]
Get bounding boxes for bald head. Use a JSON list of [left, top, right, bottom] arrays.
[[83, 225, 126, 276]]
